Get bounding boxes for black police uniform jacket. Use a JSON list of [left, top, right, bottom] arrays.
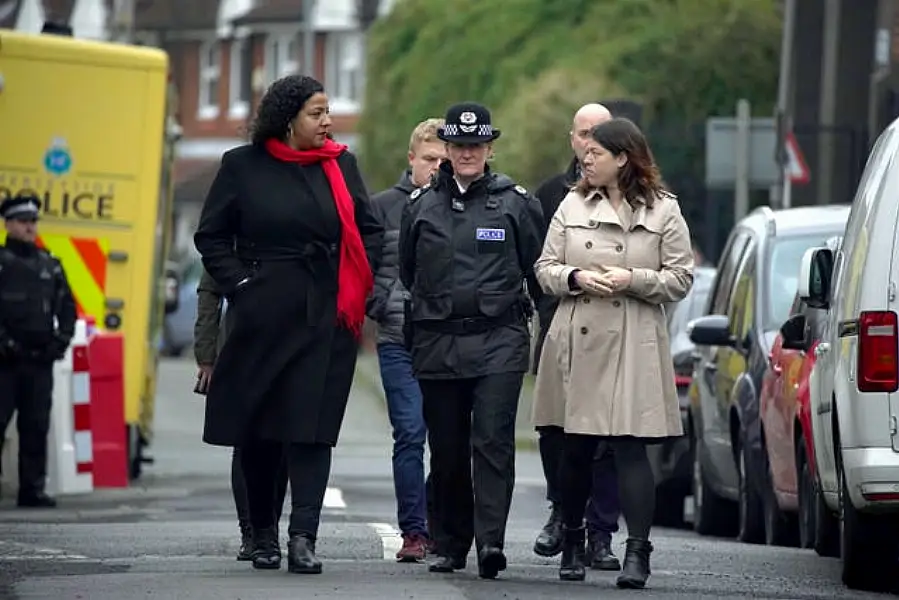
[[194, 144, 383, 447], [0, 238, 77, 363], [399, 161, 545, 379]]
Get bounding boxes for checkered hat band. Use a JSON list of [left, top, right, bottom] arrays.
[[443, 124, 494, 137]]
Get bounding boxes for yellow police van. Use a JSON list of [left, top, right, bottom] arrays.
[[0, 29, 180, 480]]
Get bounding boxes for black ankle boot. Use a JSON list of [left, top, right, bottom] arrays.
[[558, 526, 586, 581], [533, 502, 564, 557], [237, 523, 254, 561], [287, 534, 323, 574], [251, 526, 281, 570], [616, 537, 653, 589]]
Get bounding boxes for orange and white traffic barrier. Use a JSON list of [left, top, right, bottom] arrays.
[[46, 319, 94, 496]]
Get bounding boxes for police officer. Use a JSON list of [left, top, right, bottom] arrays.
[[399, 102, 545, 579], [0, 194, 77, 508]]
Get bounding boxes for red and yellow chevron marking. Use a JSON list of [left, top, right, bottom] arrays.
[[37, 235, 109, 321], [0, 232, 108, 320]]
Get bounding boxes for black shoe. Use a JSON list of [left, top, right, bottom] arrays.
[[586, 532, 620, 571], [17, 492, 56, 508], [237, 524, 254, 561], [250, 527, 281, 570], [558, 525, 586, 581], [287, 533, 323, 574], [533, 502, 563, 557], [428, 555, 466, 573], [477, 546, 507, 579], [616, 537, 653, 589]]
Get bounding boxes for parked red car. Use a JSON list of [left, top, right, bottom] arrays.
[[757, 237, 842, 553]]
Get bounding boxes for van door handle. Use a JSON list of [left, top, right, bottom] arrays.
[[815, 343, 831, 357]]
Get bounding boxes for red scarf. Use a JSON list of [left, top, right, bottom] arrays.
[[264, 137, 373, 338]]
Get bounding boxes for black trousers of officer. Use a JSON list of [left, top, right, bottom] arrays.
[[0, 361, 53, 497], [419, 372, 523, 558]]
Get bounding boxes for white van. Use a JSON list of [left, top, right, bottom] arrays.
[[797, 120, 899, 592]]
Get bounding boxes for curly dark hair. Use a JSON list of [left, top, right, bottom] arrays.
[[574, 117, 666, 208], [249, 74, 325, 146]]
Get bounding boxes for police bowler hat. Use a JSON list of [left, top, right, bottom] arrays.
[[0, 194, 41, 221], [437, 102, 501, 145]]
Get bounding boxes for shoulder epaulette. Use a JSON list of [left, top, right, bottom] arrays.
[[513, 184, 529, 197], [659, 189, 678, 200]]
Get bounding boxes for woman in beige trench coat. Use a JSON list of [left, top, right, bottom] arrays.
[[533, 118, 693, 589]]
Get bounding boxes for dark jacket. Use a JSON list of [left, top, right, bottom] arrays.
[[194, 143, 383, 447], [399, 161, 545, 379], [366, 170, 417, 345], [193, 268, 228, 366], [0, 238, 76, 363], [531, 157, 579, 373]]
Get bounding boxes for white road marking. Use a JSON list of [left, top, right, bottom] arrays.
[[0, 540, 90, 561], [369, 522, 403, 561], [323, 487, 346, 509]]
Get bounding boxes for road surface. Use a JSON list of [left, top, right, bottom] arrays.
[[0, 354, 889, 599]]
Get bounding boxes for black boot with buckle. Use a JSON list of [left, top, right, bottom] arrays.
[[533, 502, 564, 557], [616, 537, 653, 589], [558, 525, 586, 581]]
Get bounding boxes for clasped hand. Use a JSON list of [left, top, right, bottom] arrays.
[[574, 267, 632, 297]]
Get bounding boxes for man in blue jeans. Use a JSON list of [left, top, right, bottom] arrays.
[[367, 118, 447, 562]]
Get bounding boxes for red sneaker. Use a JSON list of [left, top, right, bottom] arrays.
[[396, 534, 428, 563]]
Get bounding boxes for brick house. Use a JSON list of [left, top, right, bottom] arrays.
[[123, 0, 385, 256]]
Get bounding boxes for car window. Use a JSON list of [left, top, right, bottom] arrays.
[[766, 233, 841, 330], [710, 232, 750, 315], [728, 242, 757, 340]]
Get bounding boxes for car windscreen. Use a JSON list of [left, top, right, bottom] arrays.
[[669, 280, 712, 335], [767, 233, 841, 330]]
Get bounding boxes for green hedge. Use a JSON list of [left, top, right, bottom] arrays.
[[358, 0, 782, 192]]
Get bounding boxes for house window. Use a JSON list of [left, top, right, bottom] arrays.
[[198, 40, 221, 120], [266, 34, 299, 85], [325, 32, 362, 114], [229, 37, 250, 119]]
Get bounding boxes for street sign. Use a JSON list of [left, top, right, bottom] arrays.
[[706, 117, 778, 189], [784, 131, 811, 184]]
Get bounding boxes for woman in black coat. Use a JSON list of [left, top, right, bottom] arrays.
[[194, 75, 383, 575]]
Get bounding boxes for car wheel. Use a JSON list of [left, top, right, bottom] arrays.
[[736, 437, 765, 544], [691, 431, 737, 537], [796, 441, 816, 549], [761, 449, 798, 547], [838, 462, 899, 591]]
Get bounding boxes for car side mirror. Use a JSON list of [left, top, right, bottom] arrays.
[[687, 314, 735, 347], [798, 247, 834, 309], [780, 313, 809, 351], [164, 269, 180, 315]]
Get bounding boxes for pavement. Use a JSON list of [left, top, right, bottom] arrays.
[[0, 353, 891, 599]]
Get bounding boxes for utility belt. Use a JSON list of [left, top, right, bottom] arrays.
[[413, 305, 524, 335]]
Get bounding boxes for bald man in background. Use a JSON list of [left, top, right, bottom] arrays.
[[530, 103, 621, 571]]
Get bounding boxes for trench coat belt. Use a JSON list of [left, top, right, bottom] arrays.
[[235, 241, 338, 264], [414, 305, 523, 335]]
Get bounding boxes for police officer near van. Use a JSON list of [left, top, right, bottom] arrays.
[[0, 194, 77, 508], [399, 102, 545, 579]]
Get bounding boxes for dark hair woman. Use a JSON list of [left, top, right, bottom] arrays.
[[194, 74, 383, 575], [532, 117, 694, 589]]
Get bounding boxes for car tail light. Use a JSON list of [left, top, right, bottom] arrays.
[[858, 311, 899, 393], [674, 375, 692, 387]]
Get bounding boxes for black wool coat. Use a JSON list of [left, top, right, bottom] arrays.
[[194, 143, 383, 447]]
